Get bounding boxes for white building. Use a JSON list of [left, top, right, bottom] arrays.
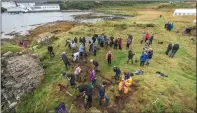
[[34, 4, 60, 11], [2, 1, 17, 9], [173, 9, 196, 16]]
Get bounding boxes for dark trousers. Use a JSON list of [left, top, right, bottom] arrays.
[[127, 58, 133, 64], [118, 44, 122, 50], [140, 40, 143, 44], [115, 73, 120, 80], [93, 50, 96, 56], [114, 44, 118, 49], [110, 42, 113, 47], [99, 96, 110, 106], [79, 52, 84, 59], [100, 42, 104, 47], [169, 50, 177, 58], [148, 40, 152, 46], [126, 44, 130, 49], [140, 61, 145, 67], [108, 59, 111, 65], [165, 49, 171, 55], [84, 95, 92, 109], [64, 63, 70, 70]]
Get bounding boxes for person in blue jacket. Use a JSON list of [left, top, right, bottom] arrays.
[[79, 43, 85, 60], [98, 82, 110, 106], [140, 52, 147, 67]]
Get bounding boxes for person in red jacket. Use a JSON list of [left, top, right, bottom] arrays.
[[145, 33, 150, 43], [106, 51, 113, 65], [118, 38, 122, 50]]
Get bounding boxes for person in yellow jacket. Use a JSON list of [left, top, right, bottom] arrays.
[[119, 72, 133, 94]]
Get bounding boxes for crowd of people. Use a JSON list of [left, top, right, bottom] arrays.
[[46, 24, 180, 109]]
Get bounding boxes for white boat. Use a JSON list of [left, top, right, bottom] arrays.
[[3, 1, 60, 13]]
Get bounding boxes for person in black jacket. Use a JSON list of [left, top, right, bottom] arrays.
[[92, 34, 97, 43], [61, 52, 70, 70], [127, 49, 135, 64], [165, 43, 172, 55], [82, 37, 86, 46], [169, 42, 179, 58], [74, 37, 78, 44], [98, 82, 110, 106], [48, 45, 55, 57], [77, 84, 92, 109], [113, 66, 121, 80], [148, 33, 154, 46], [61, 72, 75, 87]]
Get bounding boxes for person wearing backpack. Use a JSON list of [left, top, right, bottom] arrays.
[[105, 51, 113, 65]]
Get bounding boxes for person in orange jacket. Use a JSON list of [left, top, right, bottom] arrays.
[[106, 51, 112, 65], [119, 72, 133, 94], [145, 32, 150, 43]]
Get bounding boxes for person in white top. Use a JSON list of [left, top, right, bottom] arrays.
[[72, 52, 79, 62]]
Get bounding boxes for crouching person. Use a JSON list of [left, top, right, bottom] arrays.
[[98, 82, 110, 106], [77, 84, 93, 109], [61, 72, 76, 87], [119, 72, 133, 94], [90, 59, 99, 72]]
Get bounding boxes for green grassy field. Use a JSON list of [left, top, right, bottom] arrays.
[[2, 2, 196, 113]]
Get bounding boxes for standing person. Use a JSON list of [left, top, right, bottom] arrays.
[[118, 38, 122, 50], [169, 42, 179, 58], [100, 34, 104, 47], [90, 59, 99, 72], [98, 82, 110, 106], [74, 65, 82, 82], [92, 43, 97, 56], [106, 51, 112, 65], [70, 41, 78, 52], [65, 39, 72, 49], [72, 51, 79, 62], [113, 66, 121, 80], [89, 41, 93, 52], [145, 32, 150, 43], [74, 37, 78, 43], [90, 69, 96, 88], [126, 35, 132, 49], [77, 84, 92, 109], [140, 52, 147, 67], [79, 37, 82, 43], [146, 48, 153, 65], [127, 49, 135, 64], [48, 45, 55, 57], [92, 34, 97, 43], [82, 37, 86, 46], [165, 43, 173, 55], [61, 52, 71, 70], [148, 33, 154, 46], [79, 43, 85, 60], [109, 36, 114, 47], [141, 31, 146, 44], [114, 39, 118, 49]]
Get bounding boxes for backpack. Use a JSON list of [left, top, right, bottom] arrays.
[[55, 102, 68, 113]]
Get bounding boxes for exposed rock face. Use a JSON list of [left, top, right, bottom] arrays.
[[1, 54, 45, 113]]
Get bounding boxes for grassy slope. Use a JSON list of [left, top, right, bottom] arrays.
[[16, 2, 196, 113]]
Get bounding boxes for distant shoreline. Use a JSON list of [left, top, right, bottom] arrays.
[[3, 10, 93, 14]]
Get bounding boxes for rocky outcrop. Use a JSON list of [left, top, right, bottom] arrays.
[[1, 54, 45, 113]]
